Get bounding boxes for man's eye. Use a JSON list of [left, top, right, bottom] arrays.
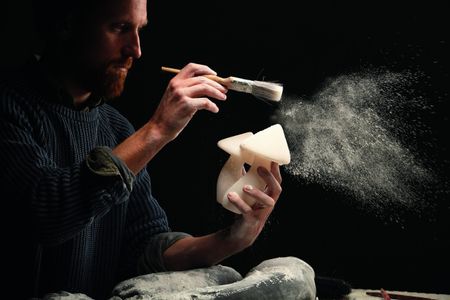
[[112, 23, 130, 33]]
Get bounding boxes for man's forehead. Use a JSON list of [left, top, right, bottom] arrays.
[[99, 0, 147, 22]]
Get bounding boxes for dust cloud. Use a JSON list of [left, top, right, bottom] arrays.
[[275, 69, 445, 216]]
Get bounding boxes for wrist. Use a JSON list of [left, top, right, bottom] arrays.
[[143, 121, 171, 147], [223, 220, 258, 251], [112, 121, 171, 175]]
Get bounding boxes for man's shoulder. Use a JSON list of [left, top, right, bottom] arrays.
[[0, 75, 33, 112], [0, 60, 42, 105]]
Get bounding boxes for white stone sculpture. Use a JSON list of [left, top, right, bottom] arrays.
[[216, 124, 291, 213]]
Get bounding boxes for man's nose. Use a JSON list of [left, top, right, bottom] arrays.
[[123, 31, 142, 59]]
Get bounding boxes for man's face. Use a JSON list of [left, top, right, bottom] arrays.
[[74, 0, 148, 99]]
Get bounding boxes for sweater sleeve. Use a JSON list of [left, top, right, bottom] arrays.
[[119, 169, 180, 278], [86, 146, 135, 193], [0, 90, 134, 245], [137, 231, 192, 273]]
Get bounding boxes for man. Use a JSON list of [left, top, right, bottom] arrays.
[[0, 0, 284, 299]]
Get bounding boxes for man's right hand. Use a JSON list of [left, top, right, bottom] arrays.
[[149, 63, 228, 141], [113, 63, 227, 175]]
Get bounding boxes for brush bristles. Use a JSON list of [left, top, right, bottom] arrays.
[[251, 81, 283, 102], [229, 77, 283, 102]]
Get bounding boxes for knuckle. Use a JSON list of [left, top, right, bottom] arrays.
[[278, 182, 282, 191], [168, 80, 180, 92], [277, 185, 282, 194], [202, 98, 211, 106], [172, 88, 184, 99], [243, 206, 252, 214], [180, 96, 192, 108], [197, 76, 207, 84]]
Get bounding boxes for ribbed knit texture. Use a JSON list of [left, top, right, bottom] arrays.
[[0, 65, 170, 299]]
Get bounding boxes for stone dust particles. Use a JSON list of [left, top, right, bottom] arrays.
[[274, 69, 447, 217]]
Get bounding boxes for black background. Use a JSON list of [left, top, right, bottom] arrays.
[[2, 0, 450, 294]]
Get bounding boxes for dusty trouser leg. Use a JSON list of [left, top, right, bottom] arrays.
[[111, 256, 316, 300], [110, 264, 243, 299], [40, 291, 94, 299]]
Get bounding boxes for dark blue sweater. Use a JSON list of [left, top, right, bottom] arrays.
[[0, 63, 171, 299]]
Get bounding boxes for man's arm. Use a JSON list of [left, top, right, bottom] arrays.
[[0, 95, 135, 245], [112, 63, 227, 175], [162, 163, 283, 270], [114, 63, 281, 270]]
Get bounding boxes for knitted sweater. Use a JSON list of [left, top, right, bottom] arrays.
[[0, 63, 172, 299]]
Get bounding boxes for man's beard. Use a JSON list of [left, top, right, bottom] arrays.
[[97, 57, 133, 100]]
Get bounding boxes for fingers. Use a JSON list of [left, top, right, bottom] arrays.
[[173, 84, 224, 113], [270, 162, 282, 184], [177, 62, 217, 79], [153, 62, 227, 140], [181, 76, 227, 94], [181, 83, 227, 101], [257, 164, 282, 198], [167, 63, 227, 114], [189, 97, 219, 113], [227, 185, 275, 215], [228, 163, 282, 214], [243, 185, 275, 207], [227, 192, 253, 214]]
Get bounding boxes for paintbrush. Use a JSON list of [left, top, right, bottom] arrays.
[[161, 66, 283, 102]]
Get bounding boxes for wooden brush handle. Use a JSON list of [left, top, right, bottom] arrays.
[[161, 66, 182, 74], [161, 66, 230, 87]]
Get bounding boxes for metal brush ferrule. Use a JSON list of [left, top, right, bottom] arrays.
[[229, 77, 253, 93]]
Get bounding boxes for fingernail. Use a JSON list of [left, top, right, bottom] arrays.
[[244, 185, 253, 191], [227, 192, 236, 200]]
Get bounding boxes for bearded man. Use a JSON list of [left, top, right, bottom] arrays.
[[0, 0, 298, 299]]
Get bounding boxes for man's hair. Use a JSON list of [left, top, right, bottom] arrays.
[[32, 0, 106, 44], [32, 0, 79, 42]]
